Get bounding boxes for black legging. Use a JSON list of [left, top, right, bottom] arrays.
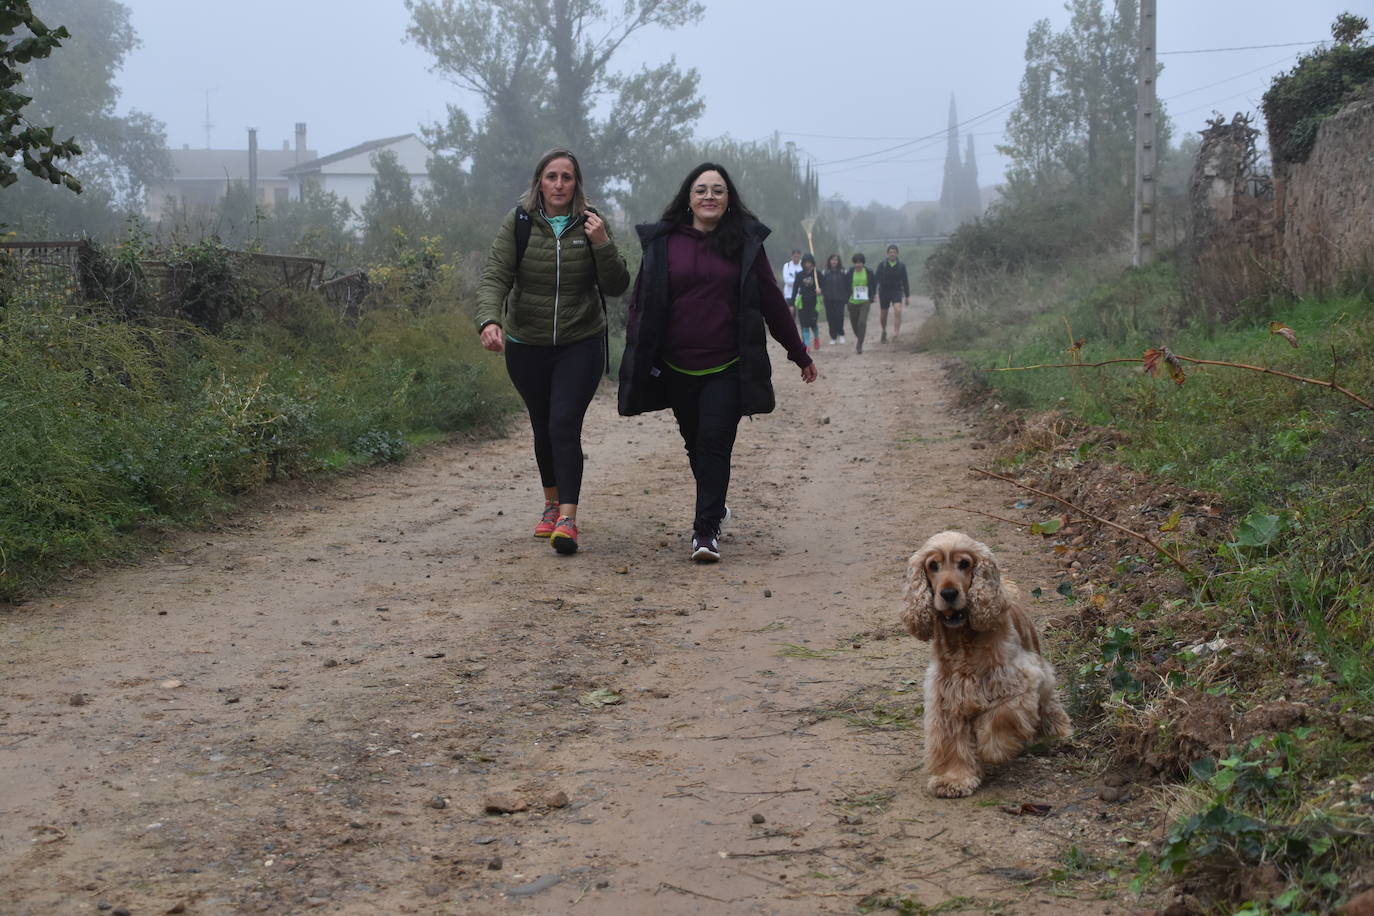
[[823, 296, 846, 339], [664, 363, 740, 536], [504, 334, 604, 506]]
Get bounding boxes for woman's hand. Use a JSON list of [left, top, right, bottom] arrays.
[[801, 363, 818, 384], [480, 323, 504, 353], [583, 211, 609, 246]]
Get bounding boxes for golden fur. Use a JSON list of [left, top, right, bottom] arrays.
[[901, 531, 1073, 797]]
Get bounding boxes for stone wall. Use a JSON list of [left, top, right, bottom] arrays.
[[1188, 88, 1374, 305], [1277, 85, 1374, 296], [1187, 115, 1282, 319]]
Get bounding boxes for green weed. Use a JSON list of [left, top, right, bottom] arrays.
[[0, 262, 515, 600]]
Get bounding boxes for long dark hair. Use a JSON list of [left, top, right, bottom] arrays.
[[659, 162, 758, 258], [825, 253, 843, 271]]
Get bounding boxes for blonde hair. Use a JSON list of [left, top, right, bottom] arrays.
[[519, 148, 588, 215]]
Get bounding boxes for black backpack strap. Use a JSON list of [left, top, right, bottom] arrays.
[[513, 207, 533, 269]]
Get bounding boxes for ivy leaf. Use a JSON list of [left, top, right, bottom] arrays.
[[1056, 580, 1074, 598], [1234, 513, 1283, 548], [1031, 516, 1064, 536]]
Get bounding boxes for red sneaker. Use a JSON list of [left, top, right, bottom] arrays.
[[550, 516, 579, 554], [533, 502, 559, 538]]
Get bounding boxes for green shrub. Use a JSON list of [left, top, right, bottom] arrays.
[[1263, 17, 1374, 166], [0, 277, 514, 600]]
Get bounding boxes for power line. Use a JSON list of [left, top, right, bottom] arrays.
[[1163, 53, 1300, 101], [779, 128, 1004, 143], [1159, 40, 1322, 55], [814, 100, 1015, 167]]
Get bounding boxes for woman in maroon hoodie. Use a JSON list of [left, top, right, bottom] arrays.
[[618, 163, 818, 562]]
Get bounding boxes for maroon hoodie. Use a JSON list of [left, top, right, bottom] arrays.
[[660, 225, 811, 371]]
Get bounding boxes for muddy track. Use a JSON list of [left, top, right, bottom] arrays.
[[0, 300, 1147, 914]]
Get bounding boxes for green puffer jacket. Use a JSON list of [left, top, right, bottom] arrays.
[[475, 208, 631, 346]]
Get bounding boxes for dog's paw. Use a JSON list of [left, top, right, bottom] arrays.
[[927, 773, 980, 798], [1042, 707, 1074, 740]]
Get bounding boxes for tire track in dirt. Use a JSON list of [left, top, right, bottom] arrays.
[[0, 299, 1134, 914]]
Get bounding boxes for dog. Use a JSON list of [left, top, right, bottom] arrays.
[[901, 531, 1073, 798]]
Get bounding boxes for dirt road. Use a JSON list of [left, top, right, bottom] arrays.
[[1, 300, 1142, 914]]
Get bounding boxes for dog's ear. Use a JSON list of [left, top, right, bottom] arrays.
[[967, 540, 1006, 630], [901, 549, 935, 641]]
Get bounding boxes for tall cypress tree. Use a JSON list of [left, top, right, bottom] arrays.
[[962, 134, 980, 221], [938, 93, 962, 229]]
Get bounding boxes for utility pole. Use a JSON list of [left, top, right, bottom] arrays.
[[247, 127, 259, 209], [1134, 0, 1158, 267]]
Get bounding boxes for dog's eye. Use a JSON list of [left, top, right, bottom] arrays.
[[958, 557, 972, 571], [926, 560, 940, 573]]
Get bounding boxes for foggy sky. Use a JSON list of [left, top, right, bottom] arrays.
[[111, 0, 1355, 207]]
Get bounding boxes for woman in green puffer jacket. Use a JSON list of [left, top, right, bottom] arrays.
[[475, 148, 631, 555]]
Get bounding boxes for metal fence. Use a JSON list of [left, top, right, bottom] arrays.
[[0, 240, 85, 306], [0, 241, 350, 314]]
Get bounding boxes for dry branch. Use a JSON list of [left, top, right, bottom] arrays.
[[982, 348, 1373, 412], [969, 467, 1196, 577]]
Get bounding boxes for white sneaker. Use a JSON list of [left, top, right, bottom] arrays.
[[838, 335, 846, 344]]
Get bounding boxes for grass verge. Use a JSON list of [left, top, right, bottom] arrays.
[[926, 252, 1374, 913], [0, 286, 515, 600]]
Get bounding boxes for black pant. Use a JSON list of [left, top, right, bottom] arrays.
[[504, 335, 604, 506], [823, 297, 846, 339], [664, 363, 740, 536]]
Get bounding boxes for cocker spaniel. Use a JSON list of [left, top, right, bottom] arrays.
[[901, 531, 1073, 798]]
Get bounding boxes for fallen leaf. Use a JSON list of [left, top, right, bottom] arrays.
[[1001, 803, 1052, 817], [1269, 321, 1299, 348], [578, 687, 623, 708]]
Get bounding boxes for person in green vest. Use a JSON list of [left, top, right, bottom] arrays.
[[845, 253, 876, 353]]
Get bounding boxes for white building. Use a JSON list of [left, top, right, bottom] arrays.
[[282, 133, 432, 220], [145, 123, 316, 219], [144, 124, 432, 225]]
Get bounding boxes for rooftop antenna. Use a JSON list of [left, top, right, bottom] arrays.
[[203, 88, 215, 149]]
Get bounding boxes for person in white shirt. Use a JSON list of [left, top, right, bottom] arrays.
[[780, 249, 803, 301]]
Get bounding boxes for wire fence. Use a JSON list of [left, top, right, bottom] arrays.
[[0, 241, 354, 314]]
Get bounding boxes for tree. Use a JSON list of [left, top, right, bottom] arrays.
[[0, 0, 81, 193], [938, 95, 962, 226], [998, 1, 1165, 202], [619, 135, 818, 255], [999, 17, 1073, 193], [259, 183, 356, 264], [361, 149, 425, 256], [962, 134, 980, 221], [406, 0, 704, 227], [5, 0, 168, 236]]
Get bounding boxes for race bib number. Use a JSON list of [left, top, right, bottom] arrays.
[[852, 285, 868, 299]]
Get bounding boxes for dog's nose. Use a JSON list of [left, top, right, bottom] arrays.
[[939, 587, 961, 605]]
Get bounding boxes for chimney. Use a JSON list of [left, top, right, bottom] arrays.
[[295, 122, 307, 164], [282, 139, 289, 151], [248, 127, 259, 205]]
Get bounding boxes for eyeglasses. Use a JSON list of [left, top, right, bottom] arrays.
[[691, 184, 728, 198]]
